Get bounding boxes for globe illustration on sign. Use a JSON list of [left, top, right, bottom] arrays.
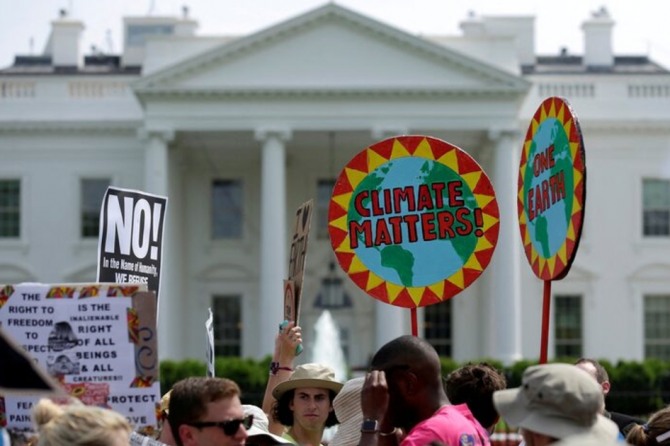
[[518, 96, 586, 281], [348, 156, 479, 287], [329, 135, 499, 308], [523, 118, 574, 259]]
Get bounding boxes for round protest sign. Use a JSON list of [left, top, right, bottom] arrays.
[[518, 97, 586, 281], [328, 136, 499, 308]]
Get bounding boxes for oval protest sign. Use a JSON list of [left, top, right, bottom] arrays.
[[328, 136, 499, 308], [518, 97, 586, 280]]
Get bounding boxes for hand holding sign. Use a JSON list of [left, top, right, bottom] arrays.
[[281, 282, 303, 355], [276, 320, 303, 362]]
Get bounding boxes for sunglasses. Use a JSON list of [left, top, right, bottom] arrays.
[[187, 414, 254, 436]]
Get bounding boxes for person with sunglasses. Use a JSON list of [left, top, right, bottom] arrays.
[[169, 377, 252, 446]]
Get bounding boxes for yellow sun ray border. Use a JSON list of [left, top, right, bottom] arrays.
[[328, 136, 500, 308], [517, 97, 586, 281]]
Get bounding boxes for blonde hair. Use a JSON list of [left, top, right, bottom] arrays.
[[33, 399, 131, 446], [627, 407, 670, 446]]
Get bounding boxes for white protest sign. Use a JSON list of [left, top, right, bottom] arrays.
[[206, 308, 214, 377], [0, 283, 160, 434]]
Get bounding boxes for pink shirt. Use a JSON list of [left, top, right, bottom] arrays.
[[400, 404, 490, 446]]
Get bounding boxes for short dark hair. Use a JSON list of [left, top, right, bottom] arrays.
[[445, 363, 507, 429], [575, 358, 610, 384], [272, 388, 339, 428], [169, 377, 241, 446]]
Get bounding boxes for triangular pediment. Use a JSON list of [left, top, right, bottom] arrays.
[[134, 3, 528, 96]]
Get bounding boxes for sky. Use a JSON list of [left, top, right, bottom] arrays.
[[0, 0, 669, 70]]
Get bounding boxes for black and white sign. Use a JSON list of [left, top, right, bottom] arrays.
[[97, 187, 167, 302]]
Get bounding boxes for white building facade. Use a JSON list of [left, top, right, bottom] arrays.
[[1, 4, 669, 368]]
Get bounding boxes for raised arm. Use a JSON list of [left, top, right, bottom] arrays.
[[359, 370, 400, 446], [261, 320, 302, 435]]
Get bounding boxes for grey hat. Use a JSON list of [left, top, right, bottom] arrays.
[[553, 433, 630, 446], [493, 364, 618, 441]]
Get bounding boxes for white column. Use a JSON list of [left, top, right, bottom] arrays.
[[255, 128, 291, 358], [144, 130, 173, 196], [375, 301, 408, 350], [488, 129, 522, 364], [142, 129, 180, 360]]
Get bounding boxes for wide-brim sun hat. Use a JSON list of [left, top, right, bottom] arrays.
[[243, 404, 293, 444], [160, 390, 172, 415], [330, 377, 364, 446], [246, 425, 293, 444], [493, 363, 619, 442], [272, 363, 343, 400]]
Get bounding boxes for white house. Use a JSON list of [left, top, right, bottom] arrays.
[[1, 4, 669, 369]]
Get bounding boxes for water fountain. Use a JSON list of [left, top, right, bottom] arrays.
[[310, 310, 348, 442], [310, 310, 348, 381]]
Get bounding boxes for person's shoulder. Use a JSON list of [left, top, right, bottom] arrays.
[[609, 411, 645, 426], [281, 431, 299, 445], [405, 406, 486, 445], [435, 404, 475, 423], [608, 411, 644, 437]]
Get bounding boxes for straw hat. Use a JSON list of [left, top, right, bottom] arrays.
[[243, 404, 292, 444], [160, 390, 172, 415], [272, 363, 343, 400], [330, 377, 364, 446]]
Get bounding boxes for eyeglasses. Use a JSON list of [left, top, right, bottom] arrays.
[[186, 414, 254, 436]]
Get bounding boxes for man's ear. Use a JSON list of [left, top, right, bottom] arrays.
[[401, 371, 419, 396], [179, 424, 196, 446], [602, 380, 611, 395]]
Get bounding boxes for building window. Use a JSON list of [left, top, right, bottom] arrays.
[[0, 179, 20, 237], [212, 180, 243, 239], [126, 24, 174, 46], [424, 300, 452, 356], [645, 294, 670, 360], [317, 179, 335, 239], [314, 262, 352, 310], [212, 295, 242, 357], [81, 178, 110, 238], [643, 179, 670, 236], [554, 294, 582, 357]]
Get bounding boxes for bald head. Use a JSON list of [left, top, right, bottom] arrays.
[[371, 335, 447, 429], [372, 335, 441, 382]]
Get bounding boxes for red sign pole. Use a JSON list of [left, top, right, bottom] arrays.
[[410, 308, 418, 336], [539, 280, 552, 364]]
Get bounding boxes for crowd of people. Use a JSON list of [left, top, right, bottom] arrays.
[[5, 319, 670, 446]]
